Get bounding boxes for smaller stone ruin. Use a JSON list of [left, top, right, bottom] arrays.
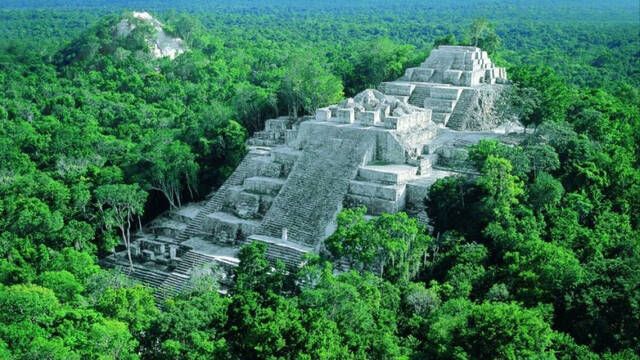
[[116, 11, 186, 60], [400, 45, 507, 86], [380, 45, 510, 130]]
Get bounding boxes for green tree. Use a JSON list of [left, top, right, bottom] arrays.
[[421, 299, 555, 359], [465, 18, 501, 53], [298, 267, 406, 358], [326, 207, 431, 281], [86, 319, 139, 360], [279, 51, 343, 118], [37, 270, 84, 303], [94, 284, 159, 337], [95, 184, 147, 269], [137, 131, 198, 209], [478, 156, 525, 219], [148, 290, 230, 359]]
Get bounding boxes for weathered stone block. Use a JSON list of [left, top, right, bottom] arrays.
[[336, 108, 355, 124], [411, 68, 434, 82], [357, 110, 380, 126], [256, 161, 282, 178], [285, 129, 298, 145], [234, 191, 260, 219], [315, 108, 331, 121], [381, 82, 415, 96], [344, 193, 404, 215], [384, 111, 430, 131], [444, 70, 464, 85], [349, 180, 402, 201], [243, 176, 285, 195], [265, 118, 288, 131], [424, 98, 456, 112], [430, 86, 462, 100], [142, 249, 155, 261], [258, 195, 274, 215], [140, 239, 165, 256], [358, 165, 418, 184], [203, 212, 240, 244], [132, 245, 141, 258]]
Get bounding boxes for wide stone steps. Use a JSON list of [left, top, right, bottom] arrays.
[[156, 250, 221, 301], [258, 199, 318, 243], [248, 235, 312, 269], [408, 86, 430, 108], [176, 250, 234, 275], [444, 89, 473, 130], [424, 98, 456, 112], [430, 86, 462, 100], [157, 273, 189, 301], [422, 85, 463, 126], [410, 68, 435, 82], [126, 265, 169, 288], [258, 138, 374, 247]]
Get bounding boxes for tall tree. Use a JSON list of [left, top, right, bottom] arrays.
[[136, 130, 198, 210], [465, 18, 501, 53], [95, 184, 147, 269]]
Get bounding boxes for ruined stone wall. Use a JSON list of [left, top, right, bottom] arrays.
[[446, 85, 510, 130]]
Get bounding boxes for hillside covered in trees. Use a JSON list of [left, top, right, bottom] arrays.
[[0, 0, 639, 359]]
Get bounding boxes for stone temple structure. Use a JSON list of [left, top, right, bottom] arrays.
[[102, 46, 517, 300]]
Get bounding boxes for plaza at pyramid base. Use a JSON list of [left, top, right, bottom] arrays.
[[102, 45, 522, 300]]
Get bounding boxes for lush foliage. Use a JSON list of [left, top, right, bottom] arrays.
[[1, 0, 638, 358]]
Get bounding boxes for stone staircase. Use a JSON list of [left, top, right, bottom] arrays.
[[200, 147, 295, 245], [248, 234, 312, 269], [444, 89, 473, 130], [124, 264, 170, 288], [382, 82, 463, 127], [156, 272, 189, 301], [155, 250, 239, 301], [423, 86, 463, 126], [258, 138, 374, 247], [100, 45, 512, 301], [408, 85, 430, 108]]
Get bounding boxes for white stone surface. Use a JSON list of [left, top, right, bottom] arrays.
[[116, 11, 186, 60], [336, 108, 355, 124], [315, 108, 332, 121]]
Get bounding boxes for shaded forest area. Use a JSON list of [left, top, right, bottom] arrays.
[[0, 0, 639, 359]]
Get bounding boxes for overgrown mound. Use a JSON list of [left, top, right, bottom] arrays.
[[54, 11, 186, 67]]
